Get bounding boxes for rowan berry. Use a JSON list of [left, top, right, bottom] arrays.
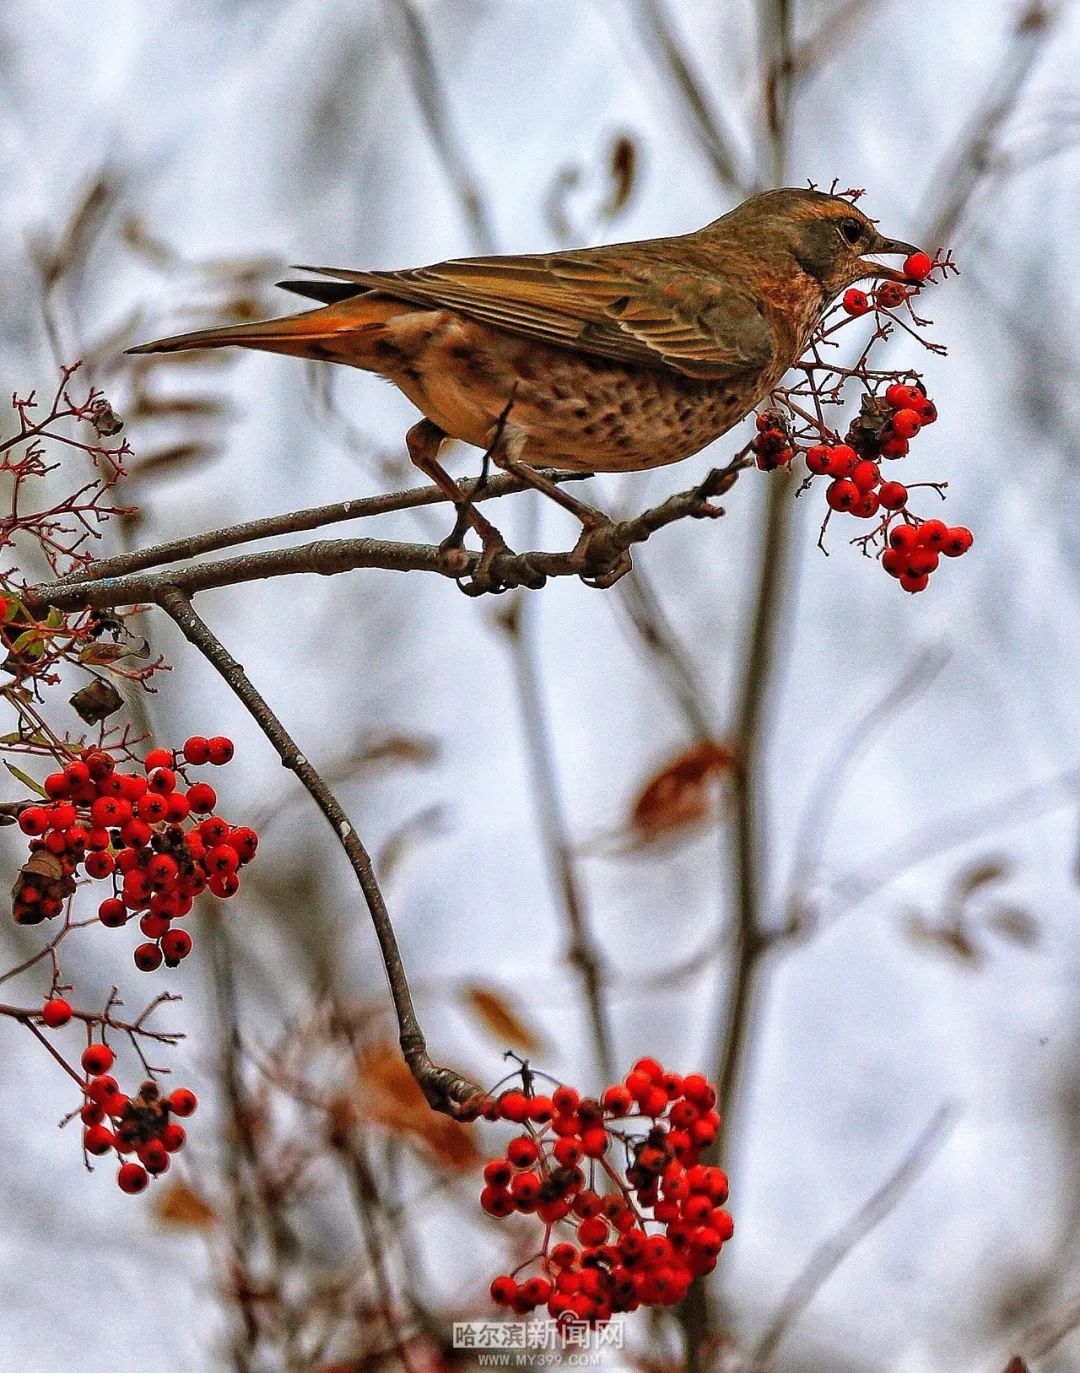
[[506, 1136, 539, 1168], [876, 282, 909, 309], [208, 872, 240, 899], [900, 572, 929, 594], [42, 997, 73, 1028], [490, 1275, 518, 1305], [84, 851, 115, 879], [580, 1126, 609, 1157], [918, 519, 948, 548], [136, 793, 168, 824], [881, 436, 909, 458], [81, 1043, 115, 1076], [850, 460, 880, 493], [168, 1088, 198, 1117], [483, 1158, 512, 1187], [138, 1140, 170, 1174], [601, 1084, 633, 1116], [480, 1185, 515, 1217], [878, 481, 908, 511], [182, 736, 211, 765], [552, 1085, 580, 1114], [185, 782, 217, 813], [140, 913, 171, 940], [578, 1217, 609, 1248], [889, 408, 921, 440], [226, 826, 258, 861], [885, 382, 924, 410], [143, 749, 173, 772], [134, 943, 163, 972], [43, 773, 70, 799], [826, 478, 860, 512], [511, 1171, 542, 1206], [98, 898, 128, 928], [83, 1125, 115, 1155], [206, 736, 234, 765], [527, 1094, 553, 1123], [843, 287, 870, 315], [903, 251, 933, 281], [520, 1276, 552, 1306], [162, 793, 191, 824], [889, 523, 920, 552], [86, 1075, 118, 1105], [90, 796, 130, 828], [160, 1122, 186, 1152], [942, 526, 973, 556], [117, 1162, 149, 1194], [205, 844, 240, 877], [18, 807, 48, 836], [198, 817, 230, 845]]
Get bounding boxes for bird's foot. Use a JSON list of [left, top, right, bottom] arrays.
[[455, 530, 548, 597], [572, 516, 634, 589]]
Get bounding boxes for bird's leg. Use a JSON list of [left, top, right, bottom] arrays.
[[488, 444, 632, 589], [405, 419, 507, 557]]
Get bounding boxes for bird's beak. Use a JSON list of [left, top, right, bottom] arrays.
[[857, 233, 923, 283]]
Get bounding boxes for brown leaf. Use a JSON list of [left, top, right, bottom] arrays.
[[601, 133, 639, 219], [629, 739, 737, 841], [153, 1179, 218, 1229], [461, 985, 547, 1055], [985, 907, 1039, 946], [70, 678, 123, 724], [355, 1045, 479, 1170]]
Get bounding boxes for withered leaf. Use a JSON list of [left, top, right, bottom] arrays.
[[629, 739, 736, 842], [70, 678, 123, 724], [153, 1179, 218, 1229], [601, 133, 639, 219], [461, 985, 547, 1055], [356, 1045, 479, 1170]]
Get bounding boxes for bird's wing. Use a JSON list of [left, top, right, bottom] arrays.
[[288, 248, 773, 381]]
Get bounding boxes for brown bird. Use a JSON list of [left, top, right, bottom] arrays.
[[129, 188, 920, 559]]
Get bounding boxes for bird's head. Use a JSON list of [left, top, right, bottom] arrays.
[[710, 188, 922, 298]]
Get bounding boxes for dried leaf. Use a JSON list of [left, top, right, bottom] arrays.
[[985, 907, 1039, 946], [601, 133, 639, 219], [629, 739, 736, 842], [461, 985, 547, 1055], [953, 858, 1011, 901], [906, 915, 983, 967], [355, 1045, 478, 1170], [153, 1179, 217, 1229], [70, 678, 123, 724]]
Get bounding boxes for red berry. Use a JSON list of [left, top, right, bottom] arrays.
[[138, 1139, 170, 1174], [185, 782, 217, 814], [900, 572, 930, 594], [842, 287, 870, 315], [884, 383, 924, 410], [601, 1084, 633, 1116], [480, 1185, 514, 1218], [506, 1136, 539, 1168], [98, 898, 128, 928], [86, 1074, 118, 1105], [205, 844, 240, 877], [182, 736, 211, 765], [90, 796, 131, 828], [140, 913, 171, 939], [876, 282, 909, 310], [117, 772, 148, 802], [81, 1043, 115, 1076], [878, 481, 908, 511], [162, 929, 193, 962], [17, 807, 48, 836], [850, 460, 880, 493], [826, 478, 860, 513], [881, 549, 905, 577], [578, 1216, 609, 1248], [208, 872, 240, 899], [143, 748, 173, 772], [520, 1276, 552, 1306], [226, 826, 258, 861], [136, 793, 168, 824], [490, 1275, 518, 1306], [580, 1126, 609, 1157], [889, 408, 922, 440], [942, 526, 973, 557], [510, 1171, 542, 1207], [133, 943, 163, 972], [527, 1094, 553, 1123], [43, 773, 70, 799], [851, 492, 881, 519], [83, 850, 115, 879], [117, 1162, 149, 1194], [483, 1158, 513, 1187], [83, 1125, 115, 1156], [680, 1074, 717, 1109], [918, 519, 948, 548], [552, 1085, 580, 1114], [913, 398, 938, 425], [168, 1088, 198, 1117], [42, 997, 73, 1028], [147, 767, 177, 795], [198, 816, 230, 845], [881, 436, 910, 458], [906, 548, 940, 578], [160, 1122, 186, 1152], [553, 1137, 583, 1167], [206, 736, 234, 765], [825, 444, 858, 477], [903, 250, 933, 282], [889, 523, 920, 552]]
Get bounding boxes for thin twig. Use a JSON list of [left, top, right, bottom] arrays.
[[753, 1102, 958, 1367], [155, 587, 477, 1115]]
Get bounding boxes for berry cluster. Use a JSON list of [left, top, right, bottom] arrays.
[[13, 737, 258, 970], [800, 380, 972, 593], [76, 1042, 197, 1193], [841, 250, 934, 319], [476, 1060, 731, 1325]]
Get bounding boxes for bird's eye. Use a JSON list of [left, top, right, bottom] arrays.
[[839, 218, 864, 245]]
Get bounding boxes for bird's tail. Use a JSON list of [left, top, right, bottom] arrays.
[[125, 293, 403, 362]]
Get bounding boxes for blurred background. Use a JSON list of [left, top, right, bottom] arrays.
[[1, 2, 1078, 1371]]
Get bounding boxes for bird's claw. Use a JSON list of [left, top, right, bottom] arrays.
[[572, 520, 634, 589]]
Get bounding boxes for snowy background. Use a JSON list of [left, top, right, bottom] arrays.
[[1, 2, 1078, 1371]]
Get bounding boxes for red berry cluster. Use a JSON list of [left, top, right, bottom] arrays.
[[799, 379, 972, 593], [842, 250, 933, 318], [751, 410, 794, 472], [14, 737, 258, 969], [77, 1042, 198, 1193], [477, 1060, 732, 1325]]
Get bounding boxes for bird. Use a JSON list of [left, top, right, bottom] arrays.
[[129, 187, 920, 562]]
